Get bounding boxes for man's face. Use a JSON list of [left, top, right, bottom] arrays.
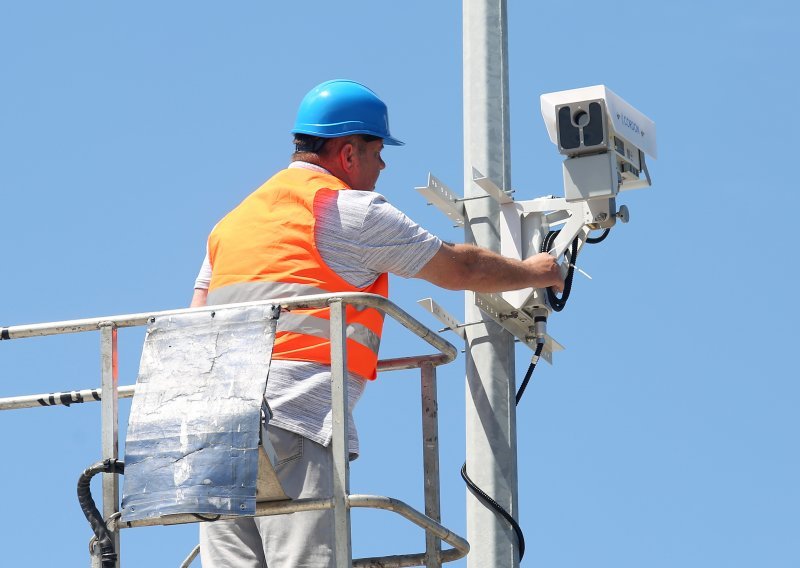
[[350, 138, 385, 190]]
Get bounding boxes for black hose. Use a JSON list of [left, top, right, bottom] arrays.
[[77, 459, 125, 568], [461, 462, 526, 560], [515, 342, 544, 406], [462, 226, 609, 560], [461, 342, 545, 561]]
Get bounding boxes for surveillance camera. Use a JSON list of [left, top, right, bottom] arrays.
[[540, 86, 657, 200]]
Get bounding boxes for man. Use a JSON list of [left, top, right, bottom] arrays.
[[191, 79, 562, 567]]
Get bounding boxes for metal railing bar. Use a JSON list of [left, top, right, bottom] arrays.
[[178, 545, 200, 568], [348, 495, 469, 561], [377, 354, 452, 372], [0, 293, 457, 365], [329, 299, 353, 568], [0, 350, 451, 411], [420, 362, 442, 568], [110, 493, 469, 552], [352, 548, 465, 568], [109, 498, 335, 531], [0, 385, 135, 411], [99, 323, 120, 568], [108, 494, 468, 566]]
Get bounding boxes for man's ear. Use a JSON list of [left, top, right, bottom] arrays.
[[338, 140, 357, 172]]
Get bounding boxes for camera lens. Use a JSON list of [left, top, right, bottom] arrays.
[[573, 109, 590, 128]]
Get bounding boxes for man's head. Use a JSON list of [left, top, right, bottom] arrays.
[[292, 133, 385, 190], [291, 80, 402, 190]]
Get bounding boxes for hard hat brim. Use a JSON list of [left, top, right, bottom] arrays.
[[292, 127, 404, 146]]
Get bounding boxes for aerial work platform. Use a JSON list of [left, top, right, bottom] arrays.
[[0, 293, 468, 568]]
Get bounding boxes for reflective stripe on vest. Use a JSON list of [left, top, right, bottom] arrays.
[[206, 281, 333, 305], [207, 281, 381, 357], [280, 313, 381, 355]]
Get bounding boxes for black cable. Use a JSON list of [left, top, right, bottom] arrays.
[[193, 513, 222, 522], [461, 342, 545, 561], [586, 228, 610, 244], [541, 230, 578, 312], [516, 342, 544, 406], [461, 463, 527, 560], [543, 226, 610, 310], [78, 459, 125, 568]]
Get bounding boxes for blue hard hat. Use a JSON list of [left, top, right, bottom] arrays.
[[292, 80, 404, 146]]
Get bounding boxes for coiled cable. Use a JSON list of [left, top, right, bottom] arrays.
[[540, 230, 578, 312]]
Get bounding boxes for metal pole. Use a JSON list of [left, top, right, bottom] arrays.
[[329, 299, 353, 568], [99, 322, 120, 568], [179, 545, 201, 568], [421, 362, 442, 568], [463, 1, 519, 567]]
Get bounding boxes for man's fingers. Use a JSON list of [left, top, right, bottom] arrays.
[[551, 262, 565, 292]]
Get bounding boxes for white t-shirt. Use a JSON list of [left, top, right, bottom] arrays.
[[195, 162, 442, 456]]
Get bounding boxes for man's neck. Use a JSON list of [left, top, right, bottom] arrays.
[[288, 161, 332, 175], [289, 160, 354, 189]]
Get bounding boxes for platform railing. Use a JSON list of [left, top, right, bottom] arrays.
[[0, 292, 468, 568]]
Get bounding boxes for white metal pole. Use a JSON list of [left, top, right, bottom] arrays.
[[463, 1, 520, 567]]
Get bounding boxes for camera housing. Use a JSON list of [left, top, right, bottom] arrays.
[[540, 86, 657, 201]]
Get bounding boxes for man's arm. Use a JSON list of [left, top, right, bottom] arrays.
[[190, 252, 212, 307], [190, 288, 208, 307], [415, 242, 564, 293]]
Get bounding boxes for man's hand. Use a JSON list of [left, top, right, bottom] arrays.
[[524, 253, 564, 293]]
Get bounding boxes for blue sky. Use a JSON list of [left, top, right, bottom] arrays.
[[1, 1, 798, 567]]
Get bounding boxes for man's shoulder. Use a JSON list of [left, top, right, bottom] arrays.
[[335, 189, 386, 205], [316, 190, 402, 228]]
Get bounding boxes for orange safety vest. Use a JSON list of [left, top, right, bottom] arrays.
[[206, 167, 388, 380]]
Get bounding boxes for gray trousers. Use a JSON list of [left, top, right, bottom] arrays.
[[199, 427, 335, 567]]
